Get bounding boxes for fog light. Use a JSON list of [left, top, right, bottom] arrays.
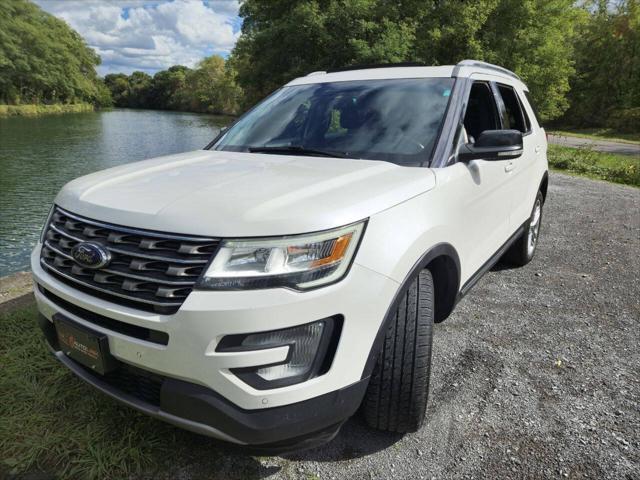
[[242, 321, 324, 381], [217, 317, 341, 389]]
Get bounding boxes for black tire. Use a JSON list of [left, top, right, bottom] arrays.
[[504, 191, 544, 267], [362, 269, 434, 433]]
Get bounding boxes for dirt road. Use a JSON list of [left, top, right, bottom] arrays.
[[548, 134, 640, 156]]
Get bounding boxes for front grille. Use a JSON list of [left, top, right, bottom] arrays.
[[40, 206, 219, 314]]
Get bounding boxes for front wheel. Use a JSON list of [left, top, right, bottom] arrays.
[[505, 191, 544, 267], [361, 269, 434, 433]]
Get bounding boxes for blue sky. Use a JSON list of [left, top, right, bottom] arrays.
[[35, 0, 242, 75]]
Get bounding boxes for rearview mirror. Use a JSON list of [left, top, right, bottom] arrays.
[[458, 129, 523, 162]]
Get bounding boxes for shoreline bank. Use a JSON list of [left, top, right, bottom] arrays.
[[0, 103, 94, 117], [0, 272, 33, 314]]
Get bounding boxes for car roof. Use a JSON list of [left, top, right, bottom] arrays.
[[287, 60, 526, 89]]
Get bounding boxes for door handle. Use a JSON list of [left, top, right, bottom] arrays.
[[504, 161, 515, 173], [535, 145, 542, 153]]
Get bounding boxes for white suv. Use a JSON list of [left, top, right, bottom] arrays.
[[32, 60, 548, 452]]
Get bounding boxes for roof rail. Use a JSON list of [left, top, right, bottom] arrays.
[[453, 60, 520, 80], [326, 62, 426, 73]]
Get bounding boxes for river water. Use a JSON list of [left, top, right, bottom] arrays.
[[0, 109, 227, 276]]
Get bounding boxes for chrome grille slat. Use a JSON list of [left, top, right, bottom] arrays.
[[40, 259, 183, 308], [49, 224, 209, 265], [43, 241, 195, 286], [40, 207, 219, 314]]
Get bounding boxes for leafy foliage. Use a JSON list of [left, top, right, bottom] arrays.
[[562, 0, 640, 129], [0, 0, 110, 106], [103, 56, 241, 115], [233, 0, 578, 120]]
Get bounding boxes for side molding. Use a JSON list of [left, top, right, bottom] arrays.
[[360, 243, 460, 380], [457, 223, 525, 300]]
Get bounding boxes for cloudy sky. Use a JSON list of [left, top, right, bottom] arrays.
[[35, 0, 242, 75]]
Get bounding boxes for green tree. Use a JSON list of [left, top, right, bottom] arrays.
[[94, 79, 114, 108], [180, 55, 241, 114], [126, 71, 153, 108], [103, 74, 130, 107], [562, 0, 640, 128], [414, 0, 577, 120], [102, 57, 241, 114], [234, 0, 578, 120], [0, 0, 110, 106], [234, 0, 416, 107], [149, 65, 190, 110]]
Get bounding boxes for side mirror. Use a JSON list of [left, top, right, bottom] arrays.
[[458, 129, 523, 162]]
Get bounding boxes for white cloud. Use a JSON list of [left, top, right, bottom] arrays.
[[35, 0, 241, 75]]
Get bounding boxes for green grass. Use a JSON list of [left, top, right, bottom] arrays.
[[0, 103, 95, 117], [0, 306, 269, 479], [548, 145, 639, 187], [548, 128, 640, 145]]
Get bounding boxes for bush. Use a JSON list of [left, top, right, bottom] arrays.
[[548, 145, 639, 186], [607, 108, 640, 134]]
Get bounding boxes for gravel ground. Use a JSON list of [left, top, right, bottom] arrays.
[[196, 172, 639, 480]]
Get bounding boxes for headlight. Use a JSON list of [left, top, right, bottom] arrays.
[[197, 221, 365, 290]]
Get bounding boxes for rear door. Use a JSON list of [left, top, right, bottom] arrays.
[[493, 82, 539, 227]]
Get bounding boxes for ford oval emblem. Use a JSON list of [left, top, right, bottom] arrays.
[[71, 242, 111, 269]]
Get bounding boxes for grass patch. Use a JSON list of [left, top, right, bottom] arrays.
[[0, 306, 267, 479], [548, 128, 640, 145], [548, 145, 639, 187], [0, 103, 94, 117]]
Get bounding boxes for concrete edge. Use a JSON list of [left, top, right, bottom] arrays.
[[0, 271, 35, 315]]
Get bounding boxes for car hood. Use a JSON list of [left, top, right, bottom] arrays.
[[55, 150, 436, 237]]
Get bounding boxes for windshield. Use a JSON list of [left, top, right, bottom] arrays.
[[212, 77, 455, 166]]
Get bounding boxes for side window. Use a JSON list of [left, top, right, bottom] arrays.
[[524, 91, 540, 126], [463, 82, 500, 142], [497, 84, 528, 133], [517, 94, 532, 132]]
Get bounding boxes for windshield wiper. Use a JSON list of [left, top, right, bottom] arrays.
[[248, 145, 347, 158]]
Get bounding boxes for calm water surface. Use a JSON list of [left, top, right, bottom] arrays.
[[0, 109, 227, 276]]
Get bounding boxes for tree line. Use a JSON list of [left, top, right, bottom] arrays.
[[103, 56, 241, 115], [231, 0, 639, 130], [1, 0, 638, 131]]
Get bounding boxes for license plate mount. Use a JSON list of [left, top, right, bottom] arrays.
[[53, 314, 118, 375]]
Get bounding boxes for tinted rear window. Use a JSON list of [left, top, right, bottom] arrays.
[[523, 91, 540, 125]]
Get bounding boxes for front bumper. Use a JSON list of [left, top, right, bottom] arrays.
[[38, 313, 367, 450], [31, 243, 398, 446]]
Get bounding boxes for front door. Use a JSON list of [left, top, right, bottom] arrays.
[[439, 79, 514, 280]]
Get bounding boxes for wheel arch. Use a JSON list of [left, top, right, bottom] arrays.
[[539, 171, 549, 203], [360, 243, 460, 380]]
